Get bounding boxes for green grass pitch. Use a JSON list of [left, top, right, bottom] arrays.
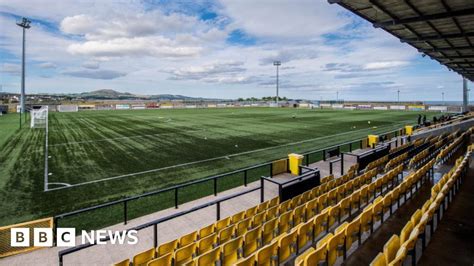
[[0, 108, 432, 229]]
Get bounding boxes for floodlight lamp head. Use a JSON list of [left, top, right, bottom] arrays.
[[273, 61, 281, 66], [16, 17, 31, 29]]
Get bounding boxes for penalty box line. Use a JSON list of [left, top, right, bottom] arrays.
[[45, 122, 410, 192]]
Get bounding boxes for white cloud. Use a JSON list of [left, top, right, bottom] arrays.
[[1, 63, 21, 75], [218, 0, 348, 40], [67, 37, 203, 58], [39, 62, 57, 69], [62, 69, 127, 79], [363, 61, 409, 70], [82, 61, 100, 69]]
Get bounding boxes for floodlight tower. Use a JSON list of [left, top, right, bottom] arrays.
[[16, 17, 31, 115], [442, 92, 445, 105], [397, 90, 400, 103], [273, 61, 281, 106]]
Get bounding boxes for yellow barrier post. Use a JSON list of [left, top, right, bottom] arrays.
[[368, 135, 379, 148], [405, 125, 414, 136], [288, 153, 303, 175]]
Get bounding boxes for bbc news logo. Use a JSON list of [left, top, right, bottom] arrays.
[[11, 228, 138, 247]]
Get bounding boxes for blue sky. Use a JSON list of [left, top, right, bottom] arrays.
[[0, 0, 471, 101]]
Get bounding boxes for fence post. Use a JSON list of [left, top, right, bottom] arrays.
[[244, 170, 248, 186], [329, 161, 333, 175], [305, 154, 309, 166], [214, 178, 217, 196], [123, 200, 128, 225], [260, 177, 265, 203], [323, 149, 326, 161], [279, 184, 283, 200], [341, 154, 344, 175], [175, 188, 178, 209], [153, 224, 158, 248], [270, 163, 273, 177], [216, 202, 221, 220], [53, 217, 58, 246], [349, 143, 352, 152]]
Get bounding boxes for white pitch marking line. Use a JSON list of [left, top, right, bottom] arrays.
[[45, 122, 410, 192]]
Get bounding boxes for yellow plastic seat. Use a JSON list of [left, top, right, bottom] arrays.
[[221, 236, 243, 266], [301, 190, 312, 203], [316, 232, 333, 249], [293, 204, 306, 226], [305, 198, 318, 219], [218, 225, 235, 244], [314, 210, 329, 238], [256, 241, 279, 266], [236, 217, 252, 237], [317, 194, 328, 212], [301, 245, 327, 266], [279, 200, 292, 214], [147, 253, 172, 266], [295, 247, 314, 266], [360, 205, 373, 234], [297, 220, 313, 251], [243, 227, 260, 256], [245, 206, 258, 218], [278, 229, 298, 262], [328, 223, 347, 265], [156, 239, 178, 257], [382, 192, 393, 215], [345, 219, 361, 250], [400, 221, 413, 243], [252, 211, 265, 228], [174, 243, 197, 266], [369, 252, 387, 266], [235, 254, 256, 266], [133, 248, 155, 266], [268, 197, 279, 208], [372, 196, 384, 223], [328, 204, 340, 227], [278, 210, 292, 234], [388, 246, 407, 266], [265, 206, 278, 221], [328, 189, 338, 206], [383, 235, 400, 263], [403, 228, 419, 253], [199, 224, 215, 239], [231, 211, 246, 225], [215, 217, 231, 232], [193, 246, 220, 266], [197, 233, 217, 254], [113, 258, 130, 266], [340, 196, 351, 218], [262, 218, 278, 245], [410, 209, 422, 226], [360, 185, 369, 204], [351, 189, 361, 210], [257, 201, 269, 213], [180, 231, 198, 247], [337, 186, 346, 202]]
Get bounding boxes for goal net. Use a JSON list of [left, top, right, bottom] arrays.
[[31, 106, 49, 128]]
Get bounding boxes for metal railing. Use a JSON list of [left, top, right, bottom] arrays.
[[58, 186, 261, 265]]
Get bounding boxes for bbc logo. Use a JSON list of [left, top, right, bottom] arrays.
[[11, 228, 75, 247]]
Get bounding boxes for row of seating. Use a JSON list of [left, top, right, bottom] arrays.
[[384, 152, 407, 172], [115, 166, 365, 266], [114, 135, 440, 266], [296, 157, 435, 266], [371, 148, 471, 266], [365, 155, 388, 173], [436, 130, 470, 164]]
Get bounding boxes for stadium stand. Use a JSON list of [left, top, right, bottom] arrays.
[[110, 130, 461, 266]]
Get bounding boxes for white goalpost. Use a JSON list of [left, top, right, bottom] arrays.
[[30, 106, 49, 128], [30, 106, 50, 191]]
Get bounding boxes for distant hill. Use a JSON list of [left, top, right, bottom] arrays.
[[71, 89, 215, 101]]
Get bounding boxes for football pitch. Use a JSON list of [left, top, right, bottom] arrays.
[[0, 108, 431, 228]]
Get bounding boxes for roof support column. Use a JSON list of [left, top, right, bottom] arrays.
[[463, 77, 468, 112]]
